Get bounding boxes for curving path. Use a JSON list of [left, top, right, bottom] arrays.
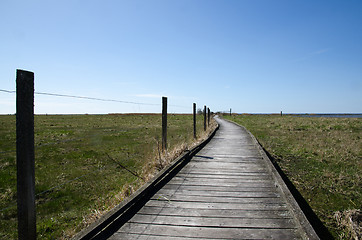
[[108, 116, 318, 239]]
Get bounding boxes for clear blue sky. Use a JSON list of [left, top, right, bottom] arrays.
[[1, 0, 361, 114]]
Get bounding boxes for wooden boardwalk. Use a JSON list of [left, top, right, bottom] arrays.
[[108, 117, 318, 239]]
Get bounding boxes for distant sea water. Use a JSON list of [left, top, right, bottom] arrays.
[[241, 114, 362, 118], [292, 114, 362, 118]]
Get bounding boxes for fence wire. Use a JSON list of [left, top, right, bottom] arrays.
[[0, 89, 191, 109], [0, 86, 209, 239]]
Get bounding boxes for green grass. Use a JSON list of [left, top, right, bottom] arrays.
[[224, 114, 361, 239], [0, 114, 213, 239]]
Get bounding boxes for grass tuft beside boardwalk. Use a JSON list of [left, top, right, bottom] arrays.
[[224, 115, 361, 240], [0, 114, 216, 239]]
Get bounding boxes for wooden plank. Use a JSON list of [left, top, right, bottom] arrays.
[[191, 157, 263, 161], [151, 196, 281, 205], [178, 170, 269, 176], [156, 187, 277, 195], [137, 206, 293, 219], [152, 191, 280, 200], [144, 200, 288, 211], [177, 171, 269, 176], [128, 214, 297, 228], [193, 155, 263, 159], [175, 173, 270, 179], [166, 180, 274, 187], [206, 142, 257, 146], [179, 167, 268, 174], [172, 176, 272, 182], [169, 177, 272, 184], [203, 145, 258, 149], [198, 144, 256, 148], [200, 151, 262, 156], [183, 163, 267, 168], [110, 233, 216, 240], [190, 159, 264, 163], [162, 184, 275, 191], [182, 163, 268, 169], [200, 150, 260, 155], [113, 223, 301, 239], [206, 154, 263, 158], [157, 187, 276, 193], [184, 163, 265, 168]]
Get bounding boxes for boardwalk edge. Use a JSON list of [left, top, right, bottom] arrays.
[[72, 123, 220, 240]]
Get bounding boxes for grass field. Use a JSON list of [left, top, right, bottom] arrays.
[[0, 114, 216, 239], [224, 114, 361, 239]]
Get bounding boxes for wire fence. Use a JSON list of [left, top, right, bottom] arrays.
[[0, 80, 212, 239], [0, 89, 190, 109]]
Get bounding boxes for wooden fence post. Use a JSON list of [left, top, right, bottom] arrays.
[[193, 103, 196, 139], [162, 97, 167, 151], [16, 69, 36, 240], [207, 107, 210, 126], [203, 105, 206, 131], [230, 108, 232, 116]]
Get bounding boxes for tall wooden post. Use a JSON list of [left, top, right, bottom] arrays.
[[162, 97, 167, 151], [230, 108, 232, 116], [207, 107, 210, 126], [16, 69, 36, 240], [193, 103, 196, 139], [203, 105, 206, 131]]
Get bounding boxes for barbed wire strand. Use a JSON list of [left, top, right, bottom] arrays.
[[0, 89, 198, 210], [0, 89, 158, 106], [0, 89, 191, 109], [0, 89, 15, 94]]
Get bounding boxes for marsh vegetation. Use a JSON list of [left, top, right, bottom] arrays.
[[224, 114, 361, 239]]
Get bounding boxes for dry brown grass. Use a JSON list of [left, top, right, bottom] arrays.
[[334, 209, 361, 240], [142, 118, 218, 182]]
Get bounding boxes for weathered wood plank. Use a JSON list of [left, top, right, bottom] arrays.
[[180, 165, 268, 172], [162, 184, 275, 191], [175, 173, 270, 179], [157, 189, 277, 197], [157, 186, 276, 193], [164, 181, 275, 188], [193, 155, 262, 159], [169, 177, 272, 184], [177, 171, 269, 176], [140, 206, 292, 218], [128, 214, 297, 228], [144, 200, 288, 211], [112, 223, 301, 239], [110, 234, 213, 240], [151, 191, 280, 203], [184, 161, 267, 167], [188, 159, 264, 164], [137, 206, 293, 219]]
